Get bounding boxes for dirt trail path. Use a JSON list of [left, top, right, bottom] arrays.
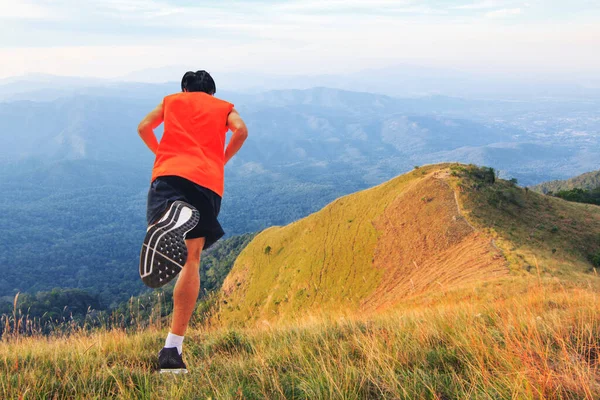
[[361, 172, 508, 312]]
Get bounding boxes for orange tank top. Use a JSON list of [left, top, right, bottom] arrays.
[[151, 92, 234, 197]]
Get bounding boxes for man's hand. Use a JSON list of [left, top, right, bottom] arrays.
[[137, 101, 164, 155], [224, 108, 248, 165]]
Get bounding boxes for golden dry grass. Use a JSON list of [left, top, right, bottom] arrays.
[[217, 164, 600, 327], [1, 276, 598, 399], [453, 166, 600, 277]]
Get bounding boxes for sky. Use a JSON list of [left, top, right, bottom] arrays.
[[0, 0, 599, 81]]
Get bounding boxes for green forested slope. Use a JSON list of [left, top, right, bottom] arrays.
[[531, 169, 600, 193]]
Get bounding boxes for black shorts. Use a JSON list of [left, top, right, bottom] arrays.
[[146, 175, 224, 250]]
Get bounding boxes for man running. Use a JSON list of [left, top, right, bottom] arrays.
[[137, 70, 248, 373]]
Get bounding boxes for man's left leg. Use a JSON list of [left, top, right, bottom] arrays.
[[159, 237, 205, 373]]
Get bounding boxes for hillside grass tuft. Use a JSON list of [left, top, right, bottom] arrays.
[[2, 277, 598, 399]]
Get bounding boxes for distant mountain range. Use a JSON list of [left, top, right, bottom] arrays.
[[4, 66, 600, 101], [0, 81, 598, 304], [2, 85, 596, 183]]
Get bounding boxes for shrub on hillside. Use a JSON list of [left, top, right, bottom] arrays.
[[450, 164, 496, 189], [590, 251, 600, 269], [0, 288, 104, 321], [553, 187, 600, 206], [451, 164, 524, 209]]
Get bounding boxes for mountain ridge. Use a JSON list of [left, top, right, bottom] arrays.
[[531, 169, 600, 193], [215, 163, 600, 327]]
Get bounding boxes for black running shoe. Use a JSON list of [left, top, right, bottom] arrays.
[[158, 347, 188, 374], [140, 200, 200, 288]]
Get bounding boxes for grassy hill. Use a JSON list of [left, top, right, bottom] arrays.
[[216, 164, 600, 327], [2, 163, 599, 398], [531, 169, 600, 194]]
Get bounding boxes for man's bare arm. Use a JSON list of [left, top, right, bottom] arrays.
[[137, 101, 164, 155], [224, 108, 248, 165]]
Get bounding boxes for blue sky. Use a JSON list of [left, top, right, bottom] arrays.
[[1, 0, 599, 80]]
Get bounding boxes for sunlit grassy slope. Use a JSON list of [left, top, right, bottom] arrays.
[[456, 167, 600, 276], [216, 164, 600, 327], [2, 277, 598, 399]]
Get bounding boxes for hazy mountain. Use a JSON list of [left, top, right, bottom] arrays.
[[117, 65, 600, 100], [1, 86, 524, 176], [0, 74, 177, 102], [0, 96, 156, 162], [531, 170, 600, 194], [1, 85, 598, 304], [5, 66, 600, 103], [418, 142, 588, 184]]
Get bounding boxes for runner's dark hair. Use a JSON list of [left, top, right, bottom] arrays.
[[181, 70, 216, 94]]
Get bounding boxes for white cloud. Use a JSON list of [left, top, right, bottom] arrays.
[[1, 0, 188, 21], [276, 0, 416, 11], [2, 19, 598, 80], [0, 0, 58, 19], [91, 0, 187, 19], [0, 0, 598, 81], [452, 1, 506, 10], [273, 0, 447, 16], [485, 8, 522, 18]]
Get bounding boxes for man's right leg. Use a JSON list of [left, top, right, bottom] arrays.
[[159, 237, 205, 373], [171, 237, 205, 336]]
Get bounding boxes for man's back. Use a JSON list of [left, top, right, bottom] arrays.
[[152, 92, 234, 197]]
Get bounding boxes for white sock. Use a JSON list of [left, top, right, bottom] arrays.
[[164, 332, 184, 355]]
